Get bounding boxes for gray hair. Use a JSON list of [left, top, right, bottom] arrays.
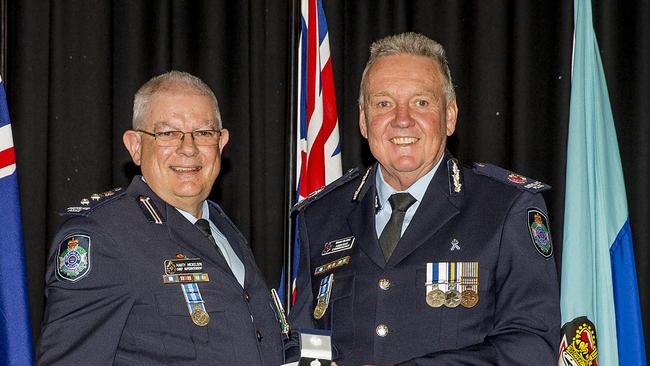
[[132, 70, 222, 129], [358, 32, 456, 106]]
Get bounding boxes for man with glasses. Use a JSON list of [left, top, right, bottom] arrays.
[[39, 71, 285, 365]]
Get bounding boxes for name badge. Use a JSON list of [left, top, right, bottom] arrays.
[[164, 258, 204, 275]]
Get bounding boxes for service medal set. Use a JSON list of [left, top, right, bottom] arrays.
[[312, 255, 352, 320], [162, 254, 211, 327], [425, 262, 478, 308]]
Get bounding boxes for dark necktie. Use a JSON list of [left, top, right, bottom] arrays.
[[378, 193, 416, 261], [195, 218, 225, 258]]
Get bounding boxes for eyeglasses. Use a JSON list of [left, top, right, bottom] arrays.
[[136, 129, 222, 147]]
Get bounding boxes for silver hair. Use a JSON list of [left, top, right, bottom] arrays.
[[132, 70, 222, 129], [358, 32, 456, 107]]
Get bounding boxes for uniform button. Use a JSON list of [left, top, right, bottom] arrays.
[[378, 278, 391, 290], [244, 291, 250, 302], [376, 324, 389, 337], [256, 330, 263, 342]]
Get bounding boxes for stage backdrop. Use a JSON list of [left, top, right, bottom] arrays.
[[5, 0, 648, 359]]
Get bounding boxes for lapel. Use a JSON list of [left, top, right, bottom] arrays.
[[387, 155, 463, 266], [165, 203, 243, 286], [127, 177, 241, 285], [347, 166, 387, 269], [207, 202, 255, 287]]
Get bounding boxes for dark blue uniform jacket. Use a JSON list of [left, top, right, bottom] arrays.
[[39, 177, 284, 365], [287, 156, 560, 365]]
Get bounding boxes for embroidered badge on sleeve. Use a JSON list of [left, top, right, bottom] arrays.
[[56, 234, 92, 281]]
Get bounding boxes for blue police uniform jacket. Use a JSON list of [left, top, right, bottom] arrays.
[[39, 176, 284, 365], [287, 155, 560, 365]]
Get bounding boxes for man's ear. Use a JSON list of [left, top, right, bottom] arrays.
[[217, 128, 229, 154], [445, 99, 458, 136], [359, 106, 369, 139], [123, 130, 143, 166]]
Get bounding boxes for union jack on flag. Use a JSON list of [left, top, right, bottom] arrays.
[[284, 0, 342, 306]]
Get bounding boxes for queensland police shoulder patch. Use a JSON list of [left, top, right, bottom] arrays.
[[527, 208, 553, 258], [56, 234, 92, 281]]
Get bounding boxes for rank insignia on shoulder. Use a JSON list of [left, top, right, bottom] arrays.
[[64, 187, 124, 215], [473, 163, 550, 193], [322, 236, 355, 256], [528, 208, 553, 258], [291, 168, 361, 213], [314, 256, 350, 276], [56, 234, 91, 282]]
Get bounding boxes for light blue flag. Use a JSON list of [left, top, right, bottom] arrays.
[[559, 0, 647, 365]]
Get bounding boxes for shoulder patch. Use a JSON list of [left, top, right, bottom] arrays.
[[473, 163, 550, 193], [62, 187, 125, 216], [291, 168, 361, 214], [56, 234, 92, 281], [527, 208, 553, 258]]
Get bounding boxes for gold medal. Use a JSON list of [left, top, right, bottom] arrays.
[[461, 290, 478, 308], [426, 289, 446, 308], [445, 289, 461, 308], [191, 308, 210, 326], [313, 301, 327, 319]]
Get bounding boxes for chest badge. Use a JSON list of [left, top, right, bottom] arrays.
[[450, 238, 461, 251], [321, 236, 355, 256], [314, 256, 350, 276]]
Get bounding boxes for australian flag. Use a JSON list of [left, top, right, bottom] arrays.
[[0, 76, 34, 365]]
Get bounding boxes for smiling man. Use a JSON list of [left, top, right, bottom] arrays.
[[288, 33, 560, 365], [39, 71, 284, 365]]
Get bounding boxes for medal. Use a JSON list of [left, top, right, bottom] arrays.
[[445, 289, 461, 308], [445, 262, 461, 307], [426, 262, 449, 308], [313, 274, 334, 320], [191, 307, 210, 326], [313, 301, 327, 320], [461, 290, 478, 308], [426, 289, 445, 308], [460, 262, 479, 308]]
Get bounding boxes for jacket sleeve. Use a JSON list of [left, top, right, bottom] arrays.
[[398, 192, 560, 366], [38, 216, 135, 365]]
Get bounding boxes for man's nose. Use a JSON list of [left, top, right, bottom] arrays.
[[176, 132, 199, 155], [393, 104, 414, 127]]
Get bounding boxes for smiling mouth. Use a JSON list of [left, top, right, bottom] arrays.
[[171, 166, 202, 173], [390, 137, 419, 145]]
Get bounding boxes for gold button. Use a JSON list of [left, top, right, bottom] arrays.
[[376, 324, 389, 337], [378, 278, 391, 290]]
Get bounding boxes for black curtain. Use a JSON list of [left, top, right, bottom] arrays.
[[5, 0, 649, 360]]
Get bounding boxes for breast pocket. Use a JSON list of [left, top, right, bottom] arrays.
[[154, 288, 229, 361], [415, 266, 492, 350], [323, 272, 355, 348]]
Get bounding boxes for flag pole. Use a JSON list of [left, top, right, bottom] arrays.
[[283, 0, 301, 313]]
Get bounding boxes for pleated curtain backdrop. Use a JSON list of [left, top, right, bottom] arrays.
[[4, 0, 649, 360]]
